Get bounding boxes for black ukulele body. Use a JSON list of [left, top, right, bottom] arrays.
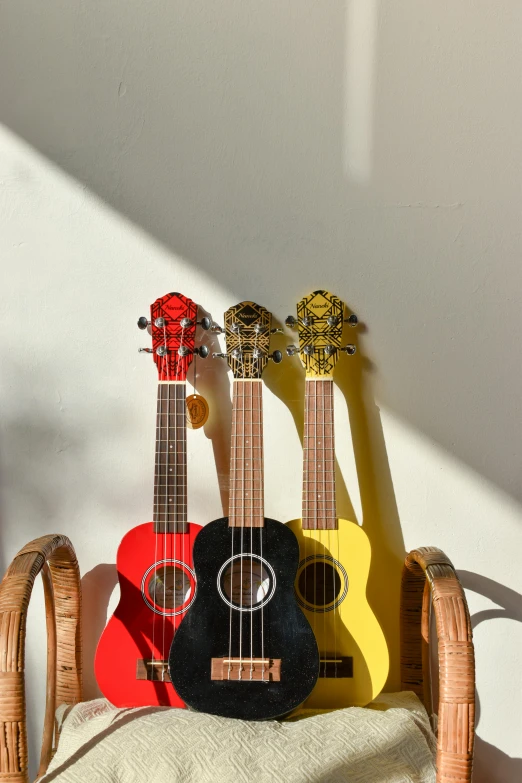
[[169, 517, 319, 720]]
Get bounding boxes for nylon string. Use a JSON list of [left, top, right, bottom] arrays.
[[238, 329, 245, 679], [250, 329, 258, 679], [162, 322, 170, 677], [151, 365, 161, 668]]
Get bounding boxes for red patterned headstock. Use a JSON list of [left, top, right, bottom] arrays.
[[140, 292, 198, 381]]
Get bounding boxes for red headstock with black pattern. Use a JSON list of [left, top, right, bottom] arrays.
[[139, 292, 199, 381]]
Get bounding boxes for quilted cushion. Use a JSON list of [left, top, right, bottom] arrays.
[[40, 692, 436, 783]]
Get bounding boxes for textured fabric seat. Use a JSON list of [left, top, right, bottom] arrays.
[[40, 693, 436, 783]]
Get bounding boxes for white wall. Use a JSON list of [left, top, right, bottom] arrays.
[[1, 1, 521, 780]]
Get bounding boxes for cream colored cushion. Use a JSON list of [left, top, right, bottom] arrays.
[[40, 692, 436, 783]]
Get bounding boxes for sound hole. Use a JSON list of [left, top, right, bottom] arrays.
[[222, 558, 271, 609], [298, 562, 342, 608], [147, 565, 191, 609]]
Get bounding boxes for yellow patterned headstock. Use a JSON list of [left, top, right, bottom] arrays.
[[287, 290, 357, 378], [224, 301, 278, 379]]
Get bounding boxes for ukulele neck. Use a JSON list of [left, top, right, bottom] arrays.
[[229, 379, 264, 528], [153, 381, 187, 534], [302, 378, 337, 530]]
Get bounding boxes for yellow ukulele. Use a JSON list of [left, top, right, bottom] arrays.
[[286, 290, 389, 708]]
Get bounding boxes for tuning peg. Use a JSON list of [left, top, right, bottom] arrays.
[[303, 345, 313, 355], [324, 345, 335, 355], [270, 327, 284, 335], [138, 347, 153, 353], [285, 315, 297, 328], [341, 344, 357, 355], [269, 350, 283, 363], [212, 352, 227, 359], [327, 316, 339, 326], [178, 346, 190, 356], [137, 317, 150, 330], [155, 317, 166, 328], [345, 314, 358, 327], [194, 346, 209, 358], [286, 345, 298, 356], [157, 345, 168, 356]]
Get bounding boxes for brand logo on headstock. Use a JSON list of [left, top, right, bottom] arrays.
[[235, 304, 259, 325], [305, 293, 333, 316]]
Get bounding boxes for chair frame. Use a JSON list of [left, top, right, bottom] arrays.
[[0, 536, 474, 782]]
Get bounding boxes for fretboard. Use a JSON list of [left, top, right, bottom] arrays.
[[229, 380, 264, 528], [153, 382, 187, 534], [302, 379, 337, 530]]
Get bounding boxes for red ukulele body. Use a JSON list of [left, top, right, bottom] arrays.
[[95, 292, 212, 707], [95, 521, 200, 707]]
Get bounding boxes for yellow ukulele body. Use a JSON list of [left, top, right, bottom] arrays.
[[287, 517, 389, 708]]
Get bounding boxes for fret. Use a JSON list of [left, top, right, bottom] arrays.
[[154, 507, 187, 513], [302, 378, 337, 531], [153, 522, 188, 534]]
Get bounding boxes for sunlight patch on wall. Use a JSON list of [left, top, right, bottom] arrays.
[[344, 0, 379, 183]]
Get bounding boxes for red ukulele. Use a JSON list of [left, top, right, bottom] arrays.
[[95, 292, 212, 707]]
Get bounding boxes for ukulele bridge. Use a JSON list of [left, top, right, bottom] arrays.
[[211, 657, 281, 682], [319, 656, 353, 678], [136, 659, 171, 682]]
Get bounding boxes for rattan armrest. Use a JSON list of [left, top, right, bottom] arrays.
[[0, 535, 82, 783], [401, 546, 475, 783]]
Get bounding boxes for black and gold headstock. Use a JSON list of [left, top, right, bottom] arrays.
[[286, 290, 357, 378], [222, 301, 282, 379]]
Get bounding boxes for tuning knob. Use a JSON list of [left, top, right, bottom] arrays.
[[269, 350, 283, 363], [137, 317, 150, 330], [138, 347, 153, 353], [197, 317, 211, 330], [285, 315, 297, 328], [345, 314, 358, 327], [212, 352, 227, 359], [195, 345, 209, 358], [286, 345, 298, 356], [342, 344, 357, 355]]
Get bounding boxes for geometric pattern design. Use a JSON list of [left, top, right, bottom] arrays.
[[224, 301, 272, 379], [296, 290, 344, 378], [150, 292, 197, 381], [41, 693, 436, 783]]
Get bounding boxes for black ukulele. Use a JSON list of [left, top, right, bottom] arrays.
[[169, 301, 319, 720]]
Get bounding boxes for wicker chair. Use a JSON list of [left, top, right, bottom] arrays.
[[0, 535, 475, 783]]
